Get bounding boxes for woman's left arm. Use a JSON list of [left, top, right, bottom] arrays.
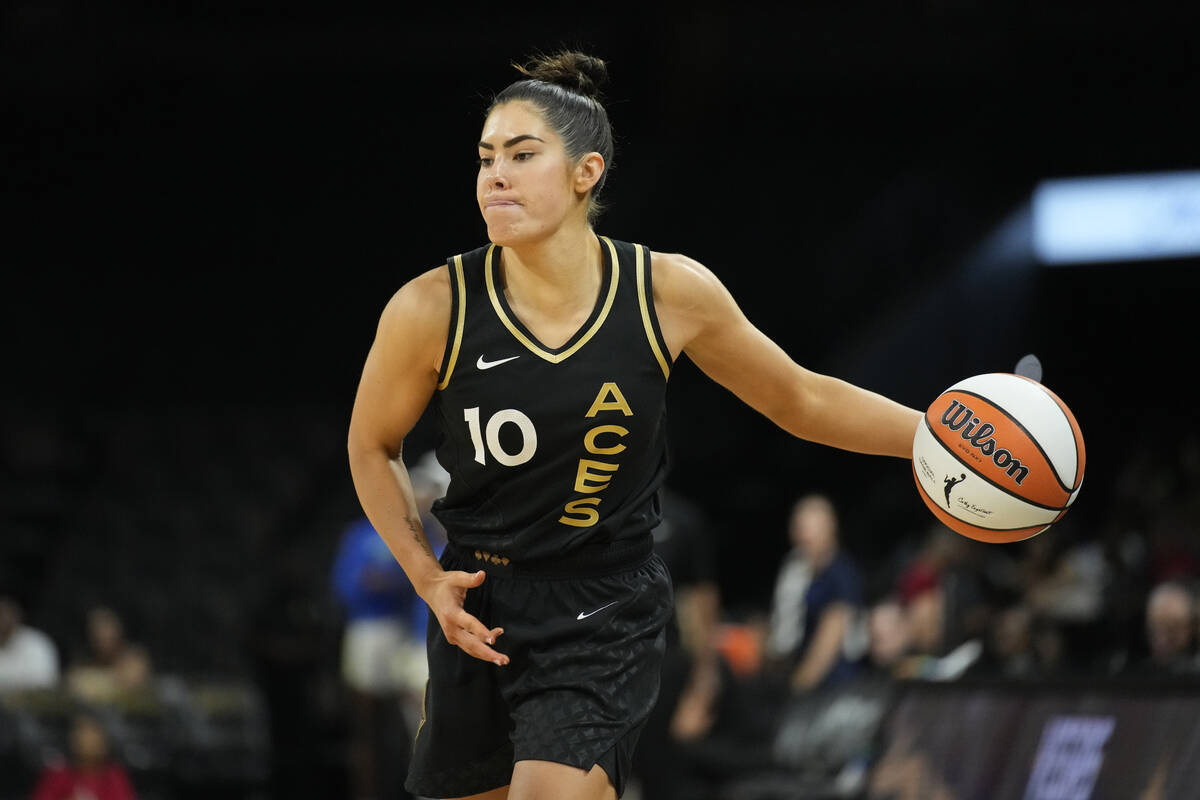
[[653, 251, 923, 459]]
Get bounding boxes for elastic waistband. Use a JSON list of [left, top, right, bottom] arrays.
[[444, 535, 655, 579]]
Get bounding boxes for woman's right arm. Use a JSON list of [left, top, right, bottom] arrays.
[[347, 266, 508, 666]]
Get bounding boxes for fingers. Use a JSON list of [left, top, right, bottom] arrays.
[[432, 571, 509, 666], [445, 614, 509, 666], [446, 569, 488, 589], [457, 610, 501, 648]]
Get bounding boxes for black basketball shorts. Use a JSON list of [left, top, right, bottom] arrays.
[[404, 544, 673, 798]]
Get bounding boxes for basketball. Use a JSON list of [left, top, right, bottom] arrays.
[[912, 373, 1085, 543]]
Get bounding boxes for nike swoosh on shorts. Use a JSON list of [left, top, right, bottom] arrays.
[[577, 600, 620, 621]]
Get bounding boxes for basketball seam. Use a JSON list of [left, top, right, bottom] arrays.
[[922, 417, 1065, 513], [1013, 374, 1086, 487], [951, 388, 1077, 496]]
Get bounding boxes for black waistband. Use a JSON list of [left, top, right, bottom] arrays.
[[443, 535, 655, 579]]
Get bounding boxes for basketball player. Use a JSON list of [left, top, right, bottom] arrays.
[[347, 51, 924, 800]]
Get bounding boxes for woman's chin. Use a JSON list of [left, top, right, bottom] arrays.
[[485, 223, 536, 248]]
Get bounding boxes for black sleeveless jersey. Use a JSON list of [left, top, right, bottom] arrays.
[[428, 236, 673, 564]]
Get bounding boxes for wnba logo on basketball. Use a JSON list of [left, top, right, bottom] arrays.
[[939, 399, 1029, 485]]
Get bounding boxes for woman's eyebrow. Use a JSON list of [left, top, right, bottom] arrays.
[[477, 134, 546, 150]]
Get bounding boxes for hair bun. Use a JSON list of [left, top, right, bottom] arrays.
[[515, 50, 609, 100]]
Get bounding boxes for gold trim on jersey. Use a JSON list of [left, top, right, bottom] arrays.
[[635, 245, 671, 380], [484, 236, 620, 363], [436, 255, 467, 390], [413, 678, 428, 743]]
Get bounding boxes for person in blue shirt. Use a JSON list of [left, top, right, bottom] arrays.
[[333, 515, 432, 651], [332, 450, 448, 800], [665, 493, 866, 793], [764, 493, 864, 691]]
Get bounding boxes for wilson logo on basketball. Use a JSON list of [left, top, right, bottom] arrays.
[[939, 400, 1029, 485]]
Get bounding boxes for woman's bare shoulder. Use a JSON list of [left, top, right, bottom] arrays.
[[648, 249, 732, 312], [377, 264, 452, 333]]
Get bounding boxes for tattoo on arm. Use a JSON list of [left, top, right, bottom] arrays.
[[404, 515, 436, 560]]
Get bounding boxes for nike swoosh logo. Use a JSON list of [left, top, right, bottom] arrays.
[[477, 355, 520, 370], [577, 600, 620, 621]]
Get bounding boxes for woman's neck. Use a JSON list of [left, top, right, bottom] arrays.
[[499, 226, 603, 315]]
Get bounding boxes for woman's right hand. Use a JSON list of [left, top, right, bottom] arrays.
[[422, 569, 509, 666]]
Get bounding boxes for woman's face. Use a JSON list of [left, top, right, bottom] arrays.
[[476, 100, 587, 246], [88, 609, 122, 659], [70, 716, 109, 765], [789, 499, 836, 563]]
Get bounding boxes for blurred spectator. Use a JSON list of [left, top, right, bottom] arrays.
[[0, 596, 59, 691], [28, 712, 137, 800], [889, 525, 990, 680], [1025, 535, 1110, 623], [896, 526, 991, 635], [981, 604, 1036, 678], [332, 450, 448, 800], [894, 533, 950, 607], [65, 607, 152, 703], [1119, 580, 1199, 678], [763, 493, 863, 692], [632, 487, 722, 800], [988, 527, 1114, 673], [670, 495, 865, 795], [1146, 581, 1197, 669], [905, 586, 943, 657], [895, 584, 984, 681], [970, 603, 1067, 680], [1144, 508, 1200, 587], [861, 596, 913, 680]]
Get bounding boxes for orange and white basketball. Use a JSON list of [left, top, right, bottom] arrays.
[[912, 373, 1085, 543]]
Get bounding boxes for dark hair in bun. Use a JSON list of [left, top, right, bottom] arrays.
[[513, 50, 609, 100], [489, 50, 615, 222]]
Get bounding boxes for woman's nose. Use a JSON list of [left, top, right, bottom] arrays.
[[487, 168, 509, 191], [482, 156, 510, 189]]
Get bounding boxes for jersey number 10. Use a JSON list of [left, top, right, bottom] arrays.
[[463, 407, 538, 467]]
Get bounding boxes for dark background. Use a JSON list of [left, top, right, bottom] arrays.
[[3, 1, 1199, 793]]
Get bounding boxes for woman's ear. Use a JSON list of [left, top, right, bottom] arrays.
[[573, 152, 606, 194]]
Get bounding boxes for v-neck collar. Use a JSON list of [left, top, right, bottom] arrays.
[[484, 236, 620, 364]]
